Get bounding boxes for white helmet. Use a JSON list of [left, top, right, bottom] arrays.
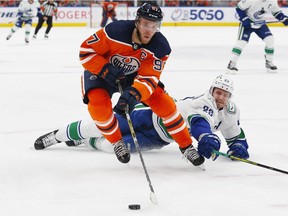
[[209, 75, 234, 96]]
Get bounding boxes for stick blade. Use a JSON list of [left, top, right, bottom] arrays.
[[150, 192, 158, 205]]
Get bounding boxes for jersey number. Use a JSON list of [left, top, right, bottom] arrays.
[[87, 33, 100, 45], [153, 59, 163, 71], [203, 105, 213, 117]]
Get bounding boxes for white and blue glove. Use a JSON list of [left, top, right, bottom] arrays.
[[227, 142, 249, 159], [236, 7, 252, 28], [198, 133, 221, 160], [274, 11, 288, 26]]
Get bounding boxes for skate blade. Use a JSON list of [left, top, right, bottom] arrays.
[[266, 68, 277, 73], [226, 69, 237, 75], [198, 164, 206, 171]]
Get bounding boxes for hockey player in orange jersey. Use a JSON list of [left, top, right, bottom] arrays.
[[36, 3, 202, 166], [100, 0, 117, 27]]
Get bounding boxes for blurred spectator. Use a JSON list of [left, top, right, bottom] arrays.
[[196, 0, 211, 6], [6, 0, 18, 6], [0, 0, 7, 6], [180, 0, 197, 6], [165, 0, 179, 6], [278, 0, 288, 7], [138, 0, 157, 6], [211, 0, 229, 7], [229, 0, 238, 7]]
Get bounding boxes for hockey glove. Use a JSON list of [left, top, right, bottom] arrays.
[[227, 142, 249, 159], [241, 17, 252, 28], [114, 87, 141, 116], [197, 133, 221, 160], [274, 12, 288, 26], [236, 7, 251, 28], [98, 63, 126, 89]]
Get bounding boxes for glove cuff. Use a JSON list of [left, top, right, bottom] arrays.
[[127, 87, 142, 102], [198, 133, 210, 141]]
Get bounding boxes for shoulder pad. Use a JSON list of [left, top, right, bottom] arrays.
[[144, 33, 171, 59], [105, 20, 135, 44]]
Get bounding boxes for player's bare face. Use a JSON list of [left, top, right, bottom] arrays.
[[136, 18, 159, 44], [212, 88, 230, 109]]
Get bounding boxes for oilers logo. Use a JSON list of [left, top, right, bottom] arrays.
[[110, 54, 140, 75]]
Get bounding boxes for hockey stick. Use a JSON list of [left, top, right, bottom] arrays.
[[213, 150, 288, 175], [117, 80, 158, 205], [265, 20, 281, 24]]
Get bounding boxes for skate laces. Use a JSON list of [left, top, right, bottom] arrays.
[[182, 146, 200, 162], [114, 140, 129, 157], [42, 132, 58, 147]]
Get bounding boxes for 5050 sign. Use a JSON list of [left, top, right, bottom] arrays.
[[171, 9, 224, 21]]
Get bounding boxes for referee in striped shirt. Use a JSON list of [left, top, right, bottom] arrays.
[[33, 0, 57, 39]]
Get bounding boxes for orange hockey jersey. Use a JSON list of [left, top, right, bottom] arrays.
[[79, 20, 171, 101], [102, 2, 117, 12]]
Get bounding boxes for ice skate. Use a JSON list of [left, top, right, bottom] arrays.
[[32, 34, 37, 39], [226, 61, 238, 75], [34, 130, 60, 150], [265, 60, 277, 73], [44, 34, 49, 39], [113, 139, 130, 163], [180, 145, 205, 166], [25, 38, 29, 44]]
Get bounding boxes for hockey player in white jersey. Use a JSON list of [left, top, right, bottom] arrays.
[[227, 0, 288, 74], [6, 0, 40, 44], [34, 75, 249, 162]]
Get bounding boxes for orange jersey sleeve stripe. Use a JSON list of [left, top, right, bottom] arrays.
[[132, 75, 159, 101]]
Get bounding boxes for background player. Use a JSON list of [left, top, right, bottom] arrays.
[[227, 0, 288, 74], [100, 0, 118, 28], [34, 75, 249, 162], [6, 0, 39, 44]]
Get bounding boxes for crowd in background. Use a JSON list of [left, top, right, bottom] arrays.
[[1, 0, 288, 7]]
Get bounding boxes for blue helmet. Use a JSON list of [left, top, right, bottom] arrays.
[[136, 3, 163, 22]]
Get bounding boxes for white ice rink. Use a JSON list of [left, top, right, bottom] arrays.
[[1, 25, 288, 216]]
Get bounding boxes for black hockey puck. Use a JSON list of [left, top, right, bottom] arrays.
[[128, 204, 141, 210]]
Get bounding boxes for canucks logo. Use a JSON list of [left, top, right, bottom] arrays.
[[254, 7, 266, 19], [110, 55, 140, 75]]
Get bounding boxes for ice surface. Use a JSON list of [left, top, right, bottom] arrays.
[[1, 26, 288, 216]]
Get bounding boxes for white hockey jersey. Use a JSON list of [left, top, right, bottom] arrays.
[[237, 0, 281, 27], [155, 92, 242, 142], [17, 0, 39, 20]]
